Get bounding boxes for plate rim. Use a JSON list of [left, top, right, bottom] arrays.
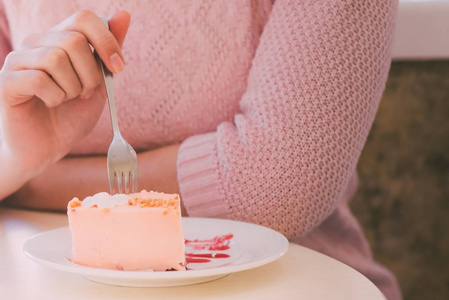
[[23, 217, 289, 282]]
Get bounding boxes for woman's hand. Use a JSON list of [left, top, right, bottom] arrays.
[[0, 10, 130, 198]]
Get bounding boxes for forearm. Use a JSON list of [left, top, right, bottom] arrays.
[[3, 144, 181, 212], [177, 0, 398, 239], [0, 147, 33, 201], [2, 153, 109, 211]]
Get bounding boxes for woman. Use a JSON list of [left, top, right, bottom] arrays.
[[0, 1, 401, 298]]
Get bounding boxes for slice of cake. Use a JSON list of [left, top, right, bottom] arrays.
[[67, 190, 185, 271]]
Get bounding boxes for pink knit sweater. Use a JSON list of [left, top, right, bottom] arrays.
[[0, 0, 400, 298]]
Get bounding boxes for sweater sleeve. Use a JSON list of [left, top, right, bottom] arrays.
[[0, 1, 11, 68], [177, 0, 398, 239]]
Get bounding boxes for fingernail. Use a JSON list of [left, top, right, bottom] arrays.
[[81, 89, 95, 100], [110, 53, 124, 73]]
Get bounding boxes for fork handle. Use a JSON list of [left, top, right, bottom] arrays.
[[96, 17, 121, 136], [100, 61, 121, 135]]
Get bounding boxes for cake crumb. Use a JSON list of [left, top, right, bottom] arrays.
[[128, 196, 179, 209], [68, 199, 82, 208], [116, 264, 124, 271]]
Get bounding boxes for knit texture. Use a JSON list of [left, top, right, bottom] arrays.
[[0, 1, 400, 299]]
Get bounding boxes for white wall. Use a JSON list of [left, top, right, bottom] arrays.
[[392, 0, 449, 60]]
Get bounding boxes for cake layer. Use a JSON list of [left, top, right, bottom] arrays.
[[67, 191, 185, 271]]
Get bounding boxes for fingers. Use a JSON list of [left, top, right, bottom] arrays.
[[6, 47, 82, 101], [2, 47, 84, 107], [1, 69, 65, 107], [0, 10, 130, 108], [108, 11, 131, 48], [50, 10, 128, 73], [20, 31, 102, 98]]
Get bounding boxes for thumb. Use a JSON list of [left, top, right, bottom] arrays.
[[108, 11, 131, 47]]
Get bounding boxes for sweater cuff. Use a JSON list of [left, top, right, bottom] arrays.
[[177, 132, 228, 218]]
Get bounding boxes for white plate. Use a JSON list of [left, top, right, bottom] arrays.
[[23, 217, 289, 287]]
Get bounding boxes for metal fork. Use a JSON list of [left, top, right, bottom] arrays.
[[95, 17, 138, 194]]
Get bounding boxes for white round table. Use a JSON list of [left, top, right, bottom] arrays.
[[0, 207, 385, 300]]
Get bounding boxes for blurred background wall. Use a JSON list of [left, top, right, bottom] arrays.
[[351, 60, 449, 300], [350, 2, 449, 299]]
